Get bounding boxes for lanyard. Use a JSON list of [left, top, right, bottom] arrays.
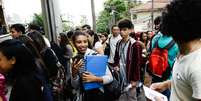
[[119, 38, 130, 85], [120, 38, 130, 63]]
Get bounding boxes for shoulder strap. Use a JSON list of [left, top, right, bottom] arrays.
[[108, 36, 112, 44], [164, 40, 175, 49], [40, 47, 49, 55], [116, 39, 122, 54], [153, 36, 160, 48]]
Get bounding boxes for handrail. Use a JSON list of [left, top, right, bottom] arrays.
[[0, 34, 10, 38], [0, 34, 12, 42]]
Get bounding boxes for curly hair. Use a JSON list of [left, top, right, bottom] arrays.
[[161, 0, 201, 43], [154, 16, 162, 25]]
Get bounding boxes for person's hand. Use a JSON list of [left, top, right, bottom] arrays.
[[82, 72, 100, 83], [150, 82, 168, 92], [113, 66, 120, 71], [154, 96, 164, 101], [130, 81, 137, 87], [0, 96, 2, 101], [72, 59, 84, 78]]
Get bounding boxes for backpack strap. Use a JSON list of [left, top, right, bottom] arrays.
[[116, 39, 122, 55], [164, 40, 175, 50], [108, 36, 112, 45], [149, 33, 157, 49], [153, 36, 160, 48], [155, 38, 175, 50]]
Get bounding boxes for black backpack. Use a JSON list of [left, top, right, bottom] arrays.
[[40, 47, 67, 100], [50, 41, 66, 66], [103, 66, 123, 100], [104, 37, 111, 57]]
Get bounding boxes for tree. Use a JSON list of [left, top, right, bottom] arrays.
[[60, 14, 74, 32], [31, 13, 44, 27], [80, 15, 88, 26], [96, 0, 138, 33], [96, 10, 111, 33], [96, 0, 125, 33], [30, 13, 74, 32], [96, 0, 133, 32], [62, 20, 74, 32]]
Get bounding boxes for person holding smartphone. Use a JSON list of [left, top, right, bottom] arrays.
[[70, 31, 113, 101]]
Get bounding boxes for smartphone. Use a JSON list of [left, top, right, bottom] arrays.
[[72, 54, 84, 61]]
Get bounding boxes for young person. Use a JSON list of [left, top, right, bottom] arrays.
[[17, 35, 49, 78], [151, 0, 201, 100], [148, 16, 179, 99], [81, 24, 91, 32], [27, 24, 51, 47], [10, 24, 25, 39], [27, 31, 66, 101], [108, 25, 121, 66], [71, 31, 113, 101], [99, 32, 109, 56], [92, 33, 104, 54], [27, 31, 58, 78], [0, 39, 53, 101], [113, 19, 146, 101], [58, 33, 73, 80]]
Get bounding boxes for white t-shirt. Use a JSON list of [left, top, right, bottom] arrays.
[[43, 36, 51, 47], [108, 34, 122, 63], [94, 41, 103, 49], [170, 48, 201, 101]]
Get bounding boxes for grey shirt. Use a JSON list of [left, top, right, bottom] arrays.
[[170, 48, 201, 101]]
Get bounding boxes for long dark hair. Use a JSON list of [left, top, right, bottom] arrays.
[[85, 30, 95, 48], [59, 33, 70, 45], [140, 32, 148, 46], [17, 35, 42, 59], [27, 31, 47, 52], [17, 35, 48, 74], [0, 39, 36, 76], [101, 32, 108, 44], [59, 33, 71, 57]]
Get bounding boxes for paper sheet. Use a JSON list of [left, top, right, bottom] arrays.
[[143, 86, 168, 101]]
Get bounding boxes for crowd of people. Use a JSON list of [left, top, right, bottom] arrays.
[[0, 0, 201, 101]]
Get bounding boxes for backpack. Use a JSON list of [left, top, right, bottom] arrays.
[[50, 41, 65, 66], [34, 70, 54, 101], [148, 39, 175, 79], [103, 39, 131, 100], [40, 47, 67, 100], [103, 66, 123, 100], [48, 51, 67, 100], [104, 37, 111, 57], [104, 43, 110, 57]]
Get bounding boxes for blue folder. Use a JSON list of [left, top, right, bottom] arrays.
[[83, 55, 108, 90]]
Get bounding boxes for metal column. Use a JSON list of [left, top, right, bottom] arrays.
[[40, 0, 63, 42]]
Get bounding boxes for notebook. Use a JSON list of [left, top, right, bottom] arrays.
[[83, 55, 108, 90]]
